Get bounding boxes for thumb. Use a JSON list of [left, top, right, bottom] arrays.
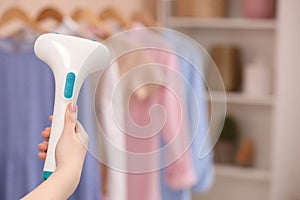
[[63, 102, 78, 132]]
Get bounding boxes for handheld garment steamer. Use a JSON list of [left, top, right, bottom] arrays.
[[34, 33, 110, 179]]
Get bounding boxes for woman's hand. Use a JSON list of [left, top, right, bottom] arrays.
[[37, 117, 51, 160], [38, 103, 89, 174], [22, 102, 89, 200]]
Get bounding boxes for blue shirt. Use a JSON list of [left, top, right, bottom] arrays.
[[160, 31, 214, 200]]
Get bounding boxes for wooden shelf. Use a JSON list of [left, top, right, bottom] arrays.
[[207, 91, 274, 106], [215, 164, 270, 182], [167, 17, 277, 30], [159, 0, 277, 199]]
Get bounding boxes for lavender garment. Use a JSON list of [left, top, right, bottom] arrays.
[[0, 38, 101, 200]]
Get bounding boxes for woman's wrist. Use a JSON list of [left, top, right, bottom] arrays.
[[49, 165, 83, 198], [21, 164, 83, 200], [55, 163, 83, 185]]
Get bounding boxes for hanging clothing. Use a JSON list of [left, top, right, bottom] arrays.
[[0, 37, 101, 200], [54, 20, 103, 200], [81, 24, 128, 200], [0, 37, 54, 200], [122, 25, 197, 200], [159, 31, 214, 200], [94, 62, 127, 200], [71, 79, 102, 200]]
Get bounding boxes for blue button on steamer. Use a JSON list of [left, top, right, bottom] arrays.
[[64, 72, 76, 99]]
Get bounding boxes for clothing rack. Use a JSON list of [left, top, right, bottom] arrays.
[[0, 5, 213, 200], [0, 6, 157, 38]]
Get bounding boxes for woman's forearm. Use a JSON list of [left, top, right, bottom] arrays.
[[21, 165, 82, 200]]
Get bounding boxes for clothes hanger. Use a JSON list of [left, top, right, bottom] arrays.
[[36, 6, 63, 24], [71, 8, 113, 39], [0, 7, 45, 34], [128, 10, 164, 100], [131, 10, 158, 28], [100, 7, 132, 30]]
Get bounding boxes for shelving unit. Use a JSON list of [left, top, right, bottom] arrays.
[[158, 0, 276, 200], [215, 164, 270, 182], [207, 91, 274, 106]]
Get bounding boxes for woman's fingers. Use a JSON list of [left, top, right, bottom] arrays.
[[41, 127, 51, 139], [38, 141, 48, 152], [38, 141, 48, 160], [38, 116, 52, 161], [38, 152, 47, 160]]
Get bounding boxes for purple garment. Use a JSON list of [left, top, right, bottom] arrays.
[[0, 38, 101, 200]]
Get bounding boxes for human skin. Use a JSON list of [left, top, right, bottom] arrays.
[[22, 102, 89, 200]]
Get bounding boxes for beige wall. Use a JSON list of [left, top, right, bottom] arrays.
[[271, 0, 300, 199], [0, 0, 143, 17]]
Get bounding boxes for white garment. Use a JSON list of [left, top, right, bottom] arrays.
[[55, 20, 127, 200], [94, 62, 127, 200]]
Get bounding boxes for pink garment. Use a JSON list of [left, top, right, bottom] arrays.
[[124, 48, 197, 200]]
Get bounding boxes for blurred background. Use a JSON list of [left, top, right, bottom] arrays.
[[0, 0, 299, 199]]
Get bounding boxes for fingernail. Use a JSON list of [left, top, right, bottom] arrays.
[[69, 102, 77, 113]]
